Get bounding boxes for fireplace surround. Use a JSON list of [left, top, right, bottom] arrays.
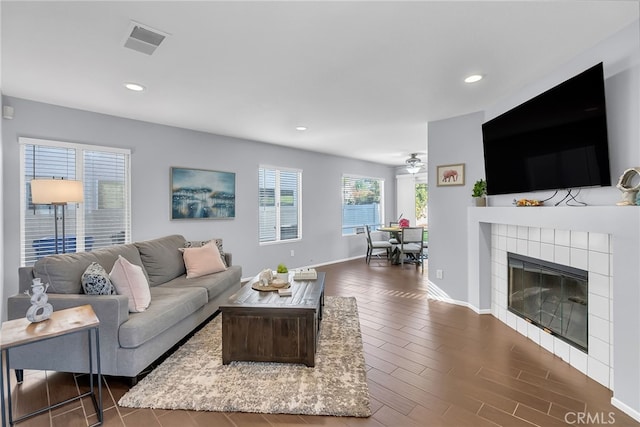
[[465, 206, 640, 421]]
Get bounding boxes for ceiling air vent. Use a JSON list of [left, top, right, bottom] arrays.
[[123, 21, 169, 55]]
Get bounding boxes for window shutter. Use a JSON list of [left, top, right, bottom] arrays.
[[259, 167, 301, 243], [20, 138, 131, 266]]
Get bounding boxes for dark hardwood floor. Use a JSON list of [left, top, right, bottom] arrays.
[[5, 257, 640, 426]]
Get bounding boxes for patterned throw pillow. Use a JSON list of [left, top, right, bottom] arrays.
[[81, 262, 116, 295], [183, 238, 227, 267]]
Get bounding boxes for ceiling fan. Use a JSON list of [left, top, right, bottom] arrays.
[[405, 153, 424, 174]]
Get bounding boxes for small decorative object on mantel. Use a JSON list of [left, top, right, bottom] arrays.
[[515, 198, 544, 207], [25, 278, 54, 323], [472, 179, 487, 207], [615, 167, 640, 206]]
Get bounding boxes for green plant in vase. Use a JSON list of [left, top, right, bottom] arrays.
[[472, 179, 487, 206], [276, 263, 289, 282]]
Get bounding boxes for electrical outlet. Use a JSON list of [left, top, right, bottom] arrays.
[[436, 269, 443, 279], [290, 250, 295, 257]]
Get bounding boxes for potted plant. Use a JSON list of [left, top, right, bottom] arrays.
[[276, 263, 289, 282], [472, 179, 487, 207]]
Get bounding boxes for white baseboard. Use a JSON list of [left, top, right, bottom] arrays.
[[612, 397, 640, 422], [427, 281, 491, 314]]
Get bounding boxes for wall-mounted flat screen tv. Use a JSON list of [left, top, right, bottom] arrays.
[[482, 62, 611, 196]]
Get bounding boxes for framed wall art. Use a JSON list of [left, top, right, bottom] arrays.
[[170, 167, 236, 219], [436, 163, 465, 186]]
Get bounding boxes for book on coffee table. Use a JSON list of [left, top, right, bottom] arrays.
[[293, 268, 317, 280], [278, 288, 292, 297]]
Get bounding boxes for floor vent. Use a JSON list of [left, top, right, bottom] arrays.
[[123, 21, 169, 55]]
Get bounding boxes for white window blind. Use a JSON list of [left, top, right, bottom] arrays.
[[342, 175, 384, 235], [259, 167, 301, 243], [20, 138, 131, 266]]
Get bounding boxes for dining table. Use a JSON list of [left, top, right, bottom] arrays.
[[377, 226, 402, 264]]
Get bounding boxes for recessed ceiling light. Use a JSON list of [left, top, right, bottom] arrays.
[[295, 126, 308, 131], [124, 82, 146, 92], [464, 74, 483, 84]]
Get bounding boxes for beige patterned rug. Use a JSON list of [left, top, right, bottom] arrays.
[[118, 296, 371, 417]]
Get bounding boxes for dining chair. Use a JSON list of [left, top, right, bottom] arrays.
[[365, 225, 393, 264], [399, 226, 424, 271]]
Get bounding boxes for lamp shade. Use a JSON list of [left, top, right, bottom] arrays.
[[31, 179, 84, 204]]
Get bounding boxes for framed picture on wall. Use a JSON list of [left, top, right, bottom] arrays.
[[436, 163, 465, 186], [170, 167, 236, 219]]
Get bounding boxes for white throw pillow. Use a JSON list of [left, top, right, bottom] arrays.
[[182, 241, 227, 279], [110, 255, 151, 312]]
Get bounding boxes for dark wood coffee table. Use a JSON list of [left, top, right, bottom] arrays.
[[220, 272, 325, 367]]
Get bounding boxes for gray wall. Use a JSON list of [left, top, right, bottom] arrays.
[[1, 96, 396, 315], [427, 19, 640, 305], [427, 111, 484, 303]]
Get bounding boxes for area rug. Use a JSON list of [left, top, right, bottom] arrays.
[[118, 296, 371, 417]]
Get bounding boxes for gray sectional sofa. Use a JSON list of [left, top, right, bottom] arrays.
[[7, 234, 242, 381]]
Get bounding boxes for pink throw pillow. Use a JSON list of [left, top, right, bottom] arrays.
[[110, 255, 151, 312], [182, 241, 227, 279]]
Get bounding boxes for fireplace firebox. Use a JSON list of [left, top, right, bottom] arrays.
[[507, 253, 588, 352]]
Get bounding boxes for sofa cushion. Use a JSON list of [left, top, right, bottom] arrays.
[[32, 243, 149, 294], [135, 235, 187, 286], [118, 286, 208, 348], [33, 251, 99, 294], [91, 243, 149, 282], [81, 262, 115, 295], [184, 238, 228, 267], [110, 255, 151, 312], [182, 241, 227, 278], [160, 265, 242, 301]]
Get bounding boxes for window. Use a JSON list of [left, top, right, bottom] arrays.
[[20, 137, 131, 266], [415, 182, 428, 227], [259, 167, 301, 243], [342, 175, 384, 235]]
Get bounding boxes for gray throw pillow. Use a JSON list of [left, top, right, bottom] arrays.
[[81, 262, 116, 295]]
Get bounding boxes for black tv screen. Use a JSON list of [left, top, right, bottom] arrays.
[[482, 62, 611, 196]]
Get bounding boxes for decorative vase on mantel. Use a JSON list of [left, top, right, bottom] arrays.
[[473, 196, 487, 207]]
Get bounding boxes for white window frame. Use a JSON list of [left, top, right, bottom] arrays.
[[259, 165, 302, 245], [19, 137, 131, 266], [341, 173, 385, 236]]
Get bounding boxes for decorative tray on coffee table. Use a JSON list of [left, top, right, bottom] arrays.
[[251, 278, 290, 292]]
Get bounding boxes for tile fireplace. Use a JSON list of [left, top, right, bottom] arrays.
[[468, 206, 640, 421]]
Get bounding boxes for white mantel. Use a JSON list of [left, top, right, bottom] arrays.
[[468, 206, 640, 421]]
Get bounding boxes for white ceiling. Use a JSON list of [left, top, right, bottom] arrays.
[[2, 1, 638, 166]]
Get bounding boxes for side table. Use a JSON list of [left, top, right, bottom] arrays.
[[1, 304, 102, 426]]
